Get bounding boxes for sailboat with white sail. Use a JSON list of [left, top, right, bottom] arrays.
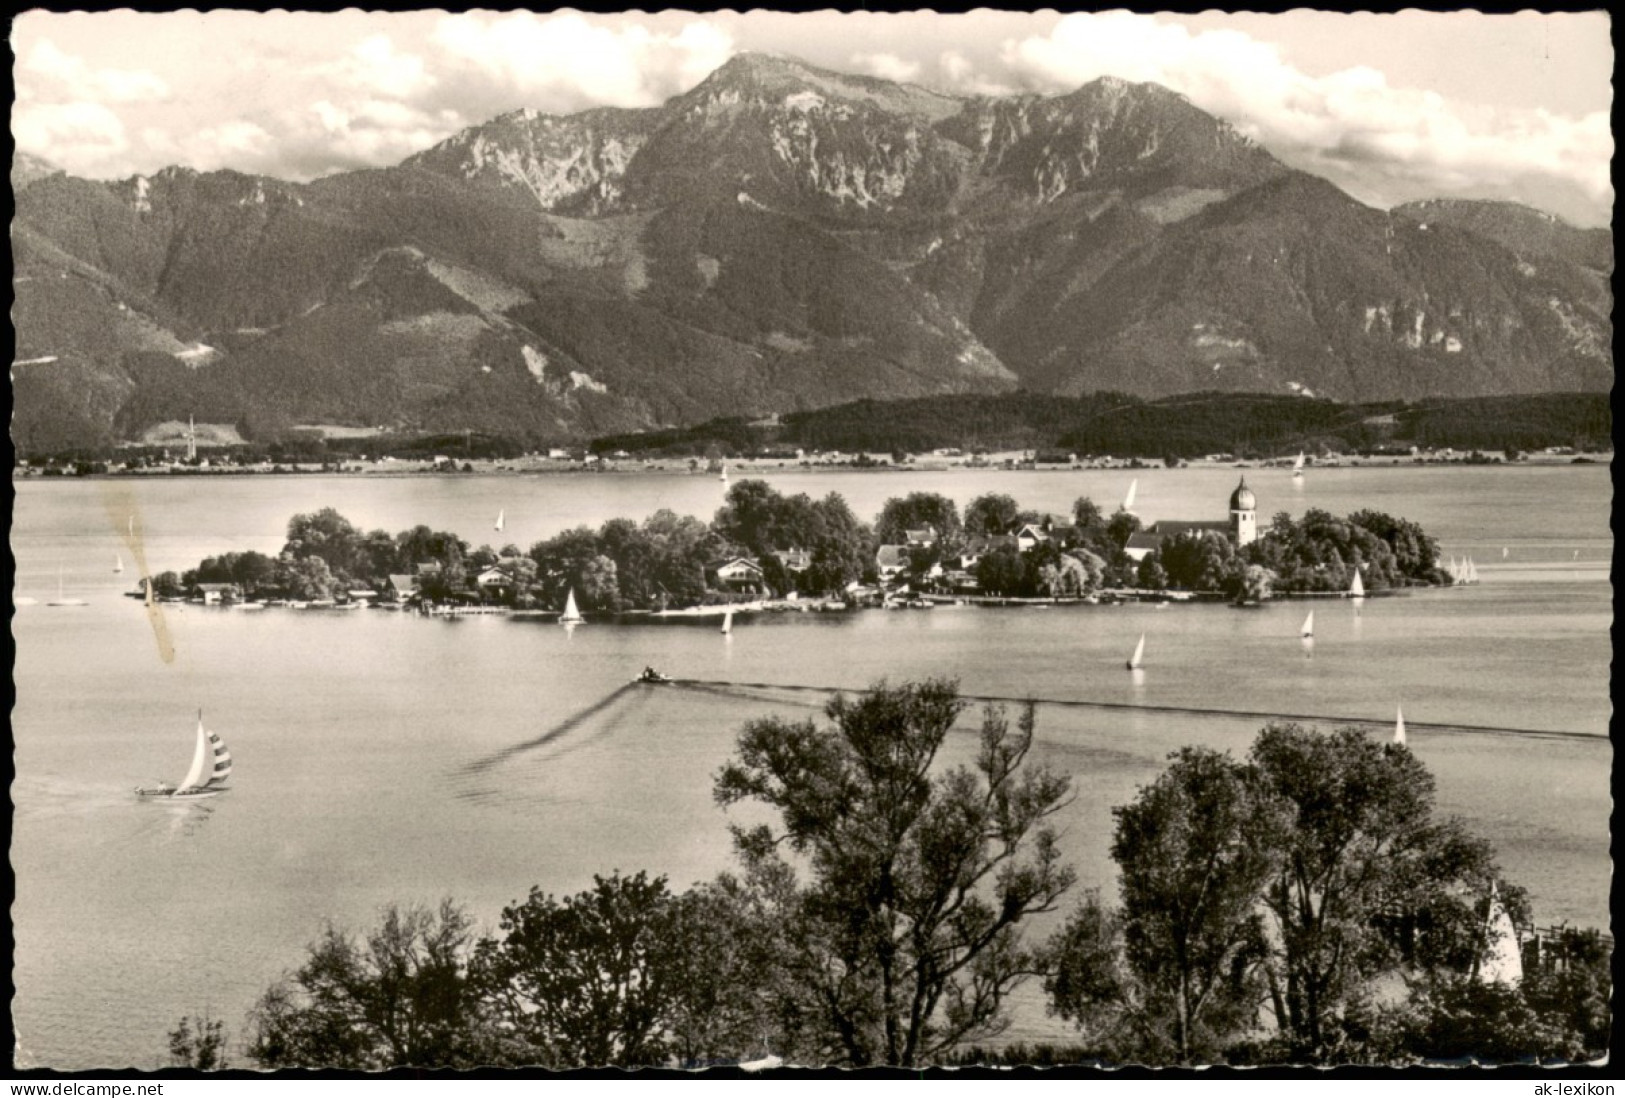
[[494, 509, 505, 533], [1465, 557, 1479, 584], [721, 610, 733, 635], [136, 712, 233, 800], [1393, 706, 1407, 746], [1301, 611, 1314, 638], [1478, 882, 1524, 986], [1347, 568, 1365, 599], [47, 566, 87, 607], [1126, 633, 1145, 671], [1122, 478, 1138, 513], [559, 587, 584, 625], [114, 554, 125, 574], [1291, 452, 1305, 479], [719, 465, 729, 484]]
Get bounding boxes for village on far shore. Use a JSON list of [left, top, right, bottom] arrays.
[[17, 413, 1606, 480], [135, 472, 1466, 620]]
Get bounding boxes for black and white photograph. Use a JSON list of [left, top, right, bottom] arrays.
[[9, 8, 1612, 1076]]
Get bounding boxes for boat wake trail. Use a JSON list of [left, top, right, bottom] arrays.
[[672, 680, 1597, 742], [666, 679, 827, 712], [458, 682, 640, 776]]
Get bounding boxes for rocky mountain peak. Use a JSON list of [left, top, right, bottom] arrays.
[[676, 50, 962, 122], [10, 52, 1610, 451]]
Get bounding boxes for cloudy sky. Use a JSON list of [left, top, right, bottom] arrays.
[[10, 9, 1614, 225]]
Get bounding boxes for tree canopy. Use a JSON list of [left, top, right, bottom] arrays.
[[715, 678, 1076, 1066], [1045, 723, 1532, 1064]]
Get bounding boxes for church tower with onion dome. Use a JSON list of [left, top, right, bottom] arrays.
[[1229, 477, 1257, 546]]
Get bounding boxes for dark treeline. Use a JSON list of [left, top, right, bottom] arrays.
[[166, 682, 1610, 1071], [587, 390, 1612, 460], [20, 391, 1610, 466], [1403, 393, 1614, 452]]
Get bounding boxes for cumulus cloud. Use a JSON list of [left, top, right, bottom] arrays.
[[192, 121, 275, 163], [20, 38, 171, 103], [851, 51, 921, 84], [1000, 12, 1613, 209], [935, 50, 1014, 98], [428, 12, 734, 115], [346, 34, 433, 100], [11, 37, 168, 172], [12, 101, 129, 164], [8, 11, 1609, 223]]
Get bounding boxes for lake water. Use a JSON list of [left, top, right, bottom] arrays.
[[10, 466, 1613, 1068]]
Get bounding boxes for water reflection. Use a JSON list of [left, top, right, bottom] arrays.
[[157, 800, 215, 841]]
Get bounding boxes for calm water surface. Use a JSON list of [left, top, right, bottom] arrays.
[[11, 466, 1613, 1068]]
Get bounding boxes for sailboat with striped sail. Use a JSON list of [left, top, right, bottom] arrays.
[[136, 712, 233, 800]]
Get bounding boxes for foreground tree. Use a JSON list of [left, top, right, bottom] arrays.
[[662, 873, 808, 1065], [247, 900, 484, 1069], [1043, 892, 1152, 1060], [1046, 749, 1278, 1063], [1351, 921, 1611, 1066], [472, 872, 679, 1068], [715, 678, 1076, 1066], [1048, 725, 1532, 1065], [1110, 748, 1277, 1062], [166, 1012, 229, 1069], [1247, 724, 1511, 1059]]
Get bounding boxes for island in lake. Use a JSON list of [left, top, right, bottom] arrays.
[[144, 478, 1456, 616]]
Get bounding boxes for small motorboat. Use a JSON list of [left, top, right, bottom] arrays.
[[635, 666, 673, 685]]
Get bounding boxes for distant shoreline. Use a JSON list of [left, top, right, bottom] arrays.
[[14, 451, 1610, 482]]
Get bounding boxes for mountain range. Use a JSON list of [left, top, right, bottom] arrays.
[[10, 53, 1613, 451]]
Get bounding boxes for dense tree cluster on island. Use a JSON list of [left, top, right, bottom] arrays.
[[1144, 508, 1445, 600], [157, 480, 1448, 609], [166, 680, 1609, 1070]]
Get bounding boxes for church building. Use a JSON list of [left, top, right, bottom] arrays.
[[1123, 478, 1257, 563]]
